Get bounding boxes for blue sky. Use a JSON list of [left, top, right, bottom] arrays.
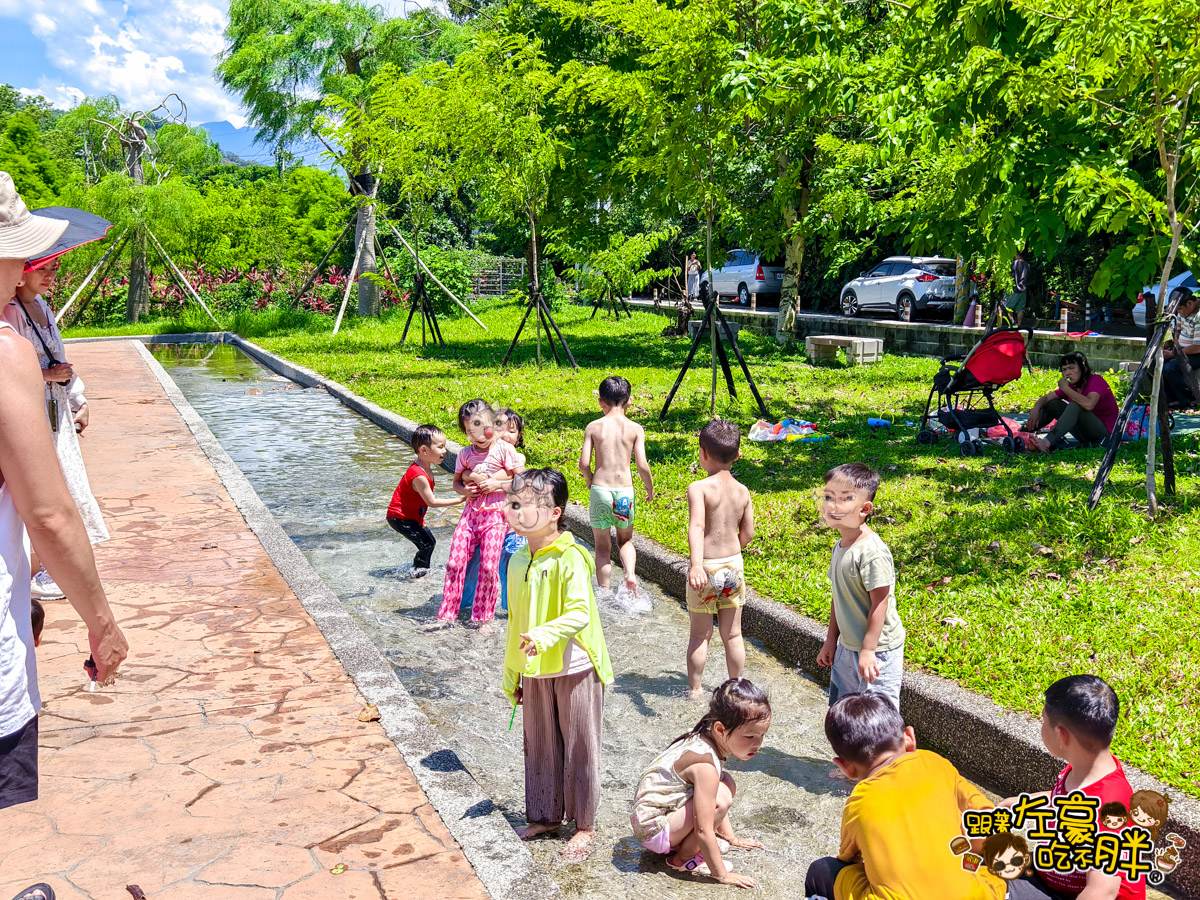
[[0, 0, 420, 127]]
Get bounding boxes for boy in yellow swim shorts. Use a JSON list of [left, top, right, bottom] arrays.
[[685, 420, 755, 699]]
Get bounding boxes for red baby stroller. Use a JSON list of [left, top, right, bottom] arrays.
[[917, 324, 1032, 456]]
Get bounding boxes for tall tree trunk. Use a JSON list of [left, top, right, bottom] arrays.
[[125, 139, 149, 322], [354, 172, 379, 317], [777, 149, 813, 345], [126, 231, 150, 322]]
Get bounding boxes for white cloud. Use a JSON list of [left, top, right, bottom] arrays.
[[19, 81, 85, 108], [8, 0, 245, 125], [7, 0, 442, 128]]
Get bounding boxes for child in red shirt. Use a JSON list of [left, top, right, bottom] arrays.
[[387, 424, 463, 576], [1003, 675, 1147, 900]]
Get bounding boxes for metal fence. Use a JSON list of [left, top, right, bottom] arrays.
[[471, 256, 526, 298]]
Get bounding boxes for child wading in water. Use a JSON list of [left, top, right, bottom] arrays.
[[386, 425, 463, 577], [578, 375, 654, 592], [502, 468, 613, 863], [631, 678, 768, 887], [436, 400, 522, 628], [686, 420, 754, 699]]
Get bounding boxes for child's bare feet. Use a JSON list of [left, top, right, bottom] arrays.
[[561, 828, 596, 863], [517, 822, 560, 840], [688, 687, 706, 701], [477, 621, 500, 636]]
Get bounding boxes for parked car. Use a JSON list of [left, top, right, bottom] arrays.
[[703, 249, 784, 306], [839, 256, 958, 321], [1132, 270, 1197, 329]]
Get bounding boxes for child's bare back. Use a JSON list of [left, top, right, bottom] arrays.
[[585, 413, 643, 487], [688, 472, 751, 559]]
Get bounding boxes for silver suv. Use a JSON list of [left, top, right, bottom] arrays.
[[704, 249, 784, 306], [840, 256, 957, 321]]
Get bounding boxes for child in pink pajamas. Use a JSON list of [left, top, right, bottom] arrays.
[[437, 400, 522, 626]]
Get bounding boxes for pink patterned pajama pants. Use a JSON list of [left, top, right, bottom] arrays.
[[437, 504, 509, 622]]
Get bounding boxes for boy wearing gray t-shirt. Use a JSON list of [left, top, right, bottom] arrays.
[[815, 463, 905, 710]]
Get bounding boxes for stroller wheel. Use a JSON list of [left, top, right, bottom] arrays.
[[1001, 436, 1017, 453], [917, 428, 937, 445], [973, 439, 985, 454], [959, 439, 976, 457]]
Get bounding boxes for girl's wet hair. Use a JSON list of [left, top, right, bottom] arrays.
[[1059, 352, 1093, 388], [497, 407, 525, 448], [674, 678, 770, 747], [457, 398, 495, 432]]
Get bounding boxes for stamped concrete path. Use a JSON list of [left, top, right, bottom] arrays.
[[0, 341, 487, 899]]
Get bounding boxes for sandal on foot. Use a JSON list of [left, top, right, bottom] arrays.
[[12, 885, 56, 900]]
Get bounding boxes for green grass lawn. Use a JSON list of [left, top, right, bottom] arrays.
[[72, 301, 1200, 796]]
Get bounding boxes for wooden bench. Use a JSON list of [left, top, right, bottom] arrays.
[[805, 335, 884, 365]]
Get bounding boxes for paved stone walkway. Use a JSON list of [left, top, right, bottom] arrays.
[[0, 341, 487, 899]]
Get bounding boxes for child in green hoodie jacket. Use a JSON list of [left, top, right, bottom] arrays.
[[502, 467, 614, 864]]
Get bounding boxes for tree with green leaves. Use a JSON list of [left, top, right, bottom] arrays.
[[220, 1, 470, 318]]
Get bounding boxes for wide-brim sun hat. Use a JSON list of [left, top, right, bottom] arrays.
[[25, 207, 113, 272], [0, 171, 69, 261]]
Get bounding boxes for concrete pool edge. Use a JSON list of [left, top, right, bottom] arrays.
[[129, 339, 558, 900], [72, 331, 1196, 897]]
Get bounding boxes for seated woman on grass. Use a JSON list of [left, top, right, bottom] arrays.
[[1021, 352, 1119, 452]]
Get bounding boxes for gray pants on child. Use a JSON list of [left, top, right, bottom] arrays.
[[829, 642, 903, 710]]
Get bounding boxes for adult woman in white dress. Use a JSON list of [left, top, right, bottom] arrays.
[[3, 256, 108, 600]]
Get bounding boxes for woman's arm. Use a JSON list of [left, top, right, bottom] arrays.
[[1059, 378, 1101, 411]]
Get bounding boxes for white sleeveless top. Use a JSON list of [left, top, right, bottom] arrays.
[[632, 733, 723, 814], [0, 320, 38, 738]]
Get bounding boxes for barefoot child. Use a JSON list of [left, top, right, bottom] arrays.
[[631, 678, 768, 888], [804, 693, 1006, 899], [386, 425, 463, 577], [578, 376, 654, 591], [502, 468, 613, 863], [685, 419, 754, 699], [437, 400, 522, 625], [815, 463, 904, 710]]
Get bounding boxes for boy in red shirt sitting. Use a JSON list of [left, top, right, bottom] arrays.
[[1003, 675, 1147, 900], [386, 424, 463, 577]]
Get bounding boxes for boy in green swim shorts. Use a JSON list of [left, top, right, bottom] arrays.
[[578, 376, 655, 592], [685, 420, 755, 699]]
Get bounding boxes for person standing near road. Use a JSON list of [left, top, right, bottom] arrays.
[[686, 250, 702, 302], [1004, 249, 1030, 328], [0, 172, 127, 830]]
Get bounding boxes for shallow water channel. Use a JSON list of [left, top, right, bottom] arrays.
[[153, 343, 844, 897]]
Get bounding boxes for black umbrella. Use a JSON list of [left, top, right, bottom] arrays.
[[25, 206, 113, 271]]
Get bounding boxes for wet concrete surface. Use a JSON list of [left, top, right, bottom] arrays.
[[154, 344, 846, 897]]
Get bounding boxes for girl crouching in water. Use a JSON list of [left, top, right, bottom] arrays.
[[631, 678, 769, 888], [502, 468, 613, 863]]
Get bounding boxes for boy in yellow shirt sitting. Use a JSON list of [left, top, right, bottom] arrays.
[[805, 693, 1007, 900]]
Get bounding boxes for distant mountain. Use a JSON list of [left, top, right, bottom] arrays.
[[199, 121, 333, 170]]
